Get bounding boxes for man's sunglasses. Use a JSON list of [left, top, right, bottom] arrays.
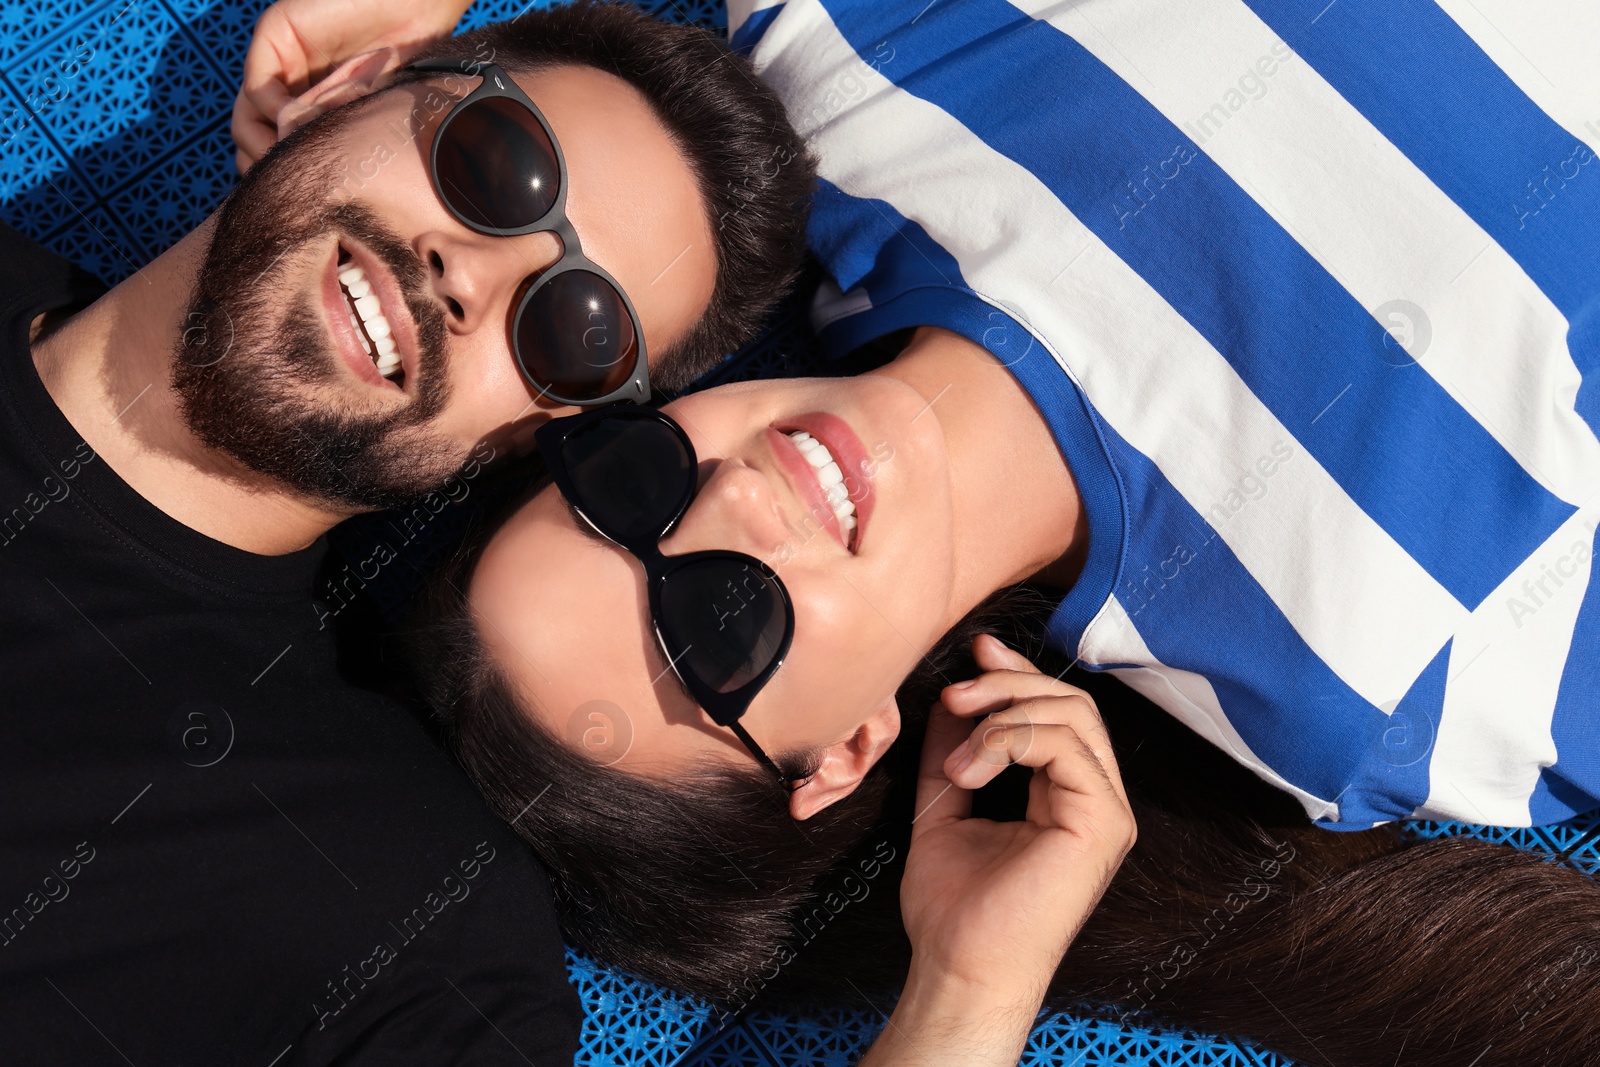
[[412, 59, 650, 406], [535, 406, 796, 786]]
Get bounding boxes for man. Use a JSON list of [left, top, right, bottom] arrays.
[[0, 3, 811, 1063]]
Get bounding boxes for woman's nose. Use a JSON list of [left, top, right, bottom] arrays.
[[413, 229, 563, 336], [661, 460, 790, 561]]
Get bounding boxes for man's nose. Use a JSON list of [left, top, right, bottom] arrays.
[[414, 229, 563, 336], [661, 460, 791, 562]]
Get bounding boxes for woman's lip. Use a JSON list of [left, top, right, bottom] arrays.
[[781, 413, 876, 551], [767, 427, 848, 551]]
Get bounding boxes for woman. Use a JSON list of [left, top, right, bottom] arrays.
[[419, 322, 1600, 1066]]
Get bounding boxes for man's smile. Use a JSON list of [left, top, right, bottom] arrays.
[[321, 237, 421, 394]]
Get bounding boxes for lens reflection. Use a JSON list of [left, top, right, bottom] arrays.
[[516, 271, 638, 400], [434, 97, 559, 229]]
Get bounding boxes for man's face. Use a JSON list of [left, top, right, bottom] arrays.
[[175, 64, 717, 510]]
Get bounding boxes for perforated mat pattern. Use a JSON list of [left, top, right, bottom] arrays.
[[2, 1, 1594, 1064]]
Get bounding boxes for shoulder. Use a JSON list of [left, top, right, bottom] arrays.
[[0, 224, 106, 321]]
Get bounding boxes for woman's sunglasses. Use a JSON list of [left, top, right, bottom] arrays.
[[412, 59, 650, 406], [535, 406, 797, 786]]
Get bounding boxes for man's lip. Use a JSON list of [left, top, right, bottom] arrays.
[[767, 412, 877, 553], [320, 237, 421, 393]]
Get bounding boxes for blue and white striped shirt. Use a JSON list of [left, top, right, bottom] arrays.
[[730, 0, 1600, 829]]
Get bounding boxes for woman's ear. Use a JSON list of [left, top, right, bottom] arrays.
[[788, 697, 900, 821], [275, 48, 401, 141]]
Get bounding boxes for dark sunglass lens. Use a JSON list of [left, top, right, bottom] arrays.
[[515, 271, 638, 400], [434, 97, 559, 229], [659, 560, 789, 709], [564, 416, 691, 543]]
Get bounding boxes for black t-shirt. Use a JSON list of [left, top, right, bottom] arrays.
[[0, 225, 581, 1066]]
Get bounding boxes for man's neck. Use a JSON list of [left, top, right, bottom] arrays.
[[875, 326, 1088, 631], [29, 217, 348, 555]]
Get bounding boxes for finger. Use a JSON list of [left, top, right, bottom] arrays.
[[912, 703, 976, 838], [947, 709, 1128, 809], [230, 94, 277, 173], [941, 667, 1093, 718], [1032, 736, 1137, 861], [975, 695, 1111, 746], [243, 77, 296, 139], [981, 721, 1121, 814], [971, 632, 1042, 675], [944, 693, 1116, 781], [994, 697, 1127, 809]]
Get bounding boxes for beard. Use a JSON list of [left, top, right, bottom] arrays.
[[172, 105, 465, 512]]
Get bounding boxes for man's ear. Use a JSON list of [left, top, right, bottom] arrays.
[[275, 48, 402, 141], [788, 696, 901, 821]]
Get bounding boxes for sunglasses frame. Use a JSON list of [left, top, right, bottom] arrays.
[[535, 406, 797, 786], [412, 58, 651, 406]]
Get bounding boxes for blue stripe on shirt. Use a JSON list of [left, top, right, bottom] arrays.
[[1092, 417, 1419, 827], [817, 0, 1574, 610], [1241, 0, 1600, 331]]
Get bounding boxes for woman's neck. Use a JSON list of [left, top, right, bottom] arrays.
[[873, 326, 1087, 630]]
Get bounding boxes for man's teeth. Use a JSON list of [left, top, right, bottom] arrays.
[[337, 262, 401, 380], [787, 430, 857, 540]]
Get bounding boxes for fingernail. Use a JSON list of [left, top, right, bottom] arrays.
[[949, 679, 976, 690], [946, 743, 973, 774]]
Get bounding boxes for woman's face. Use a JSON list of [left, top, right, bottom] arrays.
[[468, 373, 957, 794]]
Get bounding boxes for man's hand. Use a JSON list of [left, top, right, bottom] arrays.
[[231, 0, 473, 174], [861, 634, 1136, 1066]]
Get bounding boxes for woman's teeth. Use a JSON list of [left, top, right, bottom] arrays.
[[787, 430, 857, 541], [337, 262, 402, 380]]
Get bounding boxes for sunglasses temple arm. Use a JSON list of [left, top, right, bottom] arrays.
[[727, 720, 794, 790]]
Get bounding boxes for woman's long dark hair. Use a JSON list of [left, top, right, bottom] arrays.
[[415, 486, 1600, 1066]]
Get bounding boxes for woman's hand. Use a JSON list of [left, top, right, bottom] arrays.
[[230, 0, 473, 174], [862, 634, 1134, 1065]]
